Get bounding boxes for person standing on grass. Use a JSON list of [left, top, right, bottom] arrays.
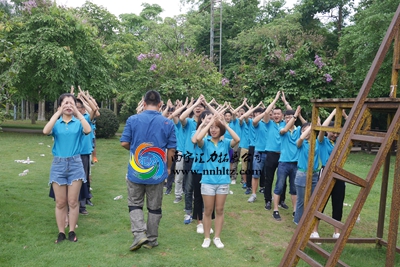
[[191, 110, 214, 235], [263, 91, 290, 211], [120, 90, 176, 251], [293, 123, 320, 225], [312, 109, 347, 239], [271, 106, 302, 221], [75, 98, 94, 215], [168, 98, 190, 204], [179, 96, 206, 224], [196, 114, 240, 249], [43, 93, 91, 244]]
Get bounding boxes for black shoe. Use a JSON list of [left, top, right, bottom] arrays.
[[68, 231, 78, 242], [265, 201, 272, 210], [245, 188, 252, 195], [259, 187, 265, 193], [272, 211, 281, 221], [55, 232, 66, 244], [79, 210, 88, 215], [165, 188, 171, 195], [292, 211, 295, 217], [279, 201, 289, 210], [86, 199, 94, 206]]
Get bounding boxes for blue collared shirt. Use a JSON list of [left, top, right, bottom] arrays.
[[51, 116, 85, 157], [120, 110, 176, 184]]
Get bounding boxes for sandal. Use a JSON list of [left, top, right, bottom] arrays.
[[55, 232, 66, 244], [68, 231, 78, 242]]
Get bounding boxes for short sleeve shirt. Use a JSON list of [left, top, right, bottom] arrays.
[[120, 110, 176, 184], [52, 116, 85, 157], [199, 138, 231, 184]]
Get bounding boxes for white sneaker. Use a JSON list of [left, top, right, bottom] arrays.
[[202, 238, 211, 248], [197, 223, 204, 234], [247, 194, 256, 203], [310, 232, 320, 238], [210, 228, 214, 234], [213, 237, 224, 248], [231, 180, 236, 184], [332, 232, 340, 238]]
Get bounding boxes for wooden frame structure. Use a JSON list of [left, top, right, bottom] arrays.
[[280, 4, 400, 267]]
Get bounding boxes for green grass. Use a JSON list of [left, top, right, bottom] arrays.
[[0, 131, 399, 267]]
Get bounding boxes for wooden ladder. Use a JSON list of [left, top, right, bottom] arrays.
[[279, 4, 400, 267]]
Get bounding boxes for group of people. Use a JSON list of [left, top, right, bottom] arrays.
[[119, 89, 347, 251], [44, 87, 99, 243], [45, 88, 346, 250]]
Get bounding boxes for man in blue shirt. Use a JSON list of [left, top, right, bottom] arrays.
[[120, 90, 176, 251]]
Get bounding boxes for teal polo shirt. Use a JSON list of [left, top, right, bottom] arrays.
[[224, 118, 240, 140], [297, 139, 320, 171], [253, 120, 267, 152], [52, 116, 85, 157], [199, 137, 232, 185], [80, 113, 94, 155], [182, 118, 197, 158], [239, 120, 250, 149], [318, 136, 335, 166], [279, 126, 301, 162], [265, 120, 285, 152]]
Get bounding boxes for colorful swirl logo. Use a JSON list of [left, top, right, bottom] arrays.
[[130, 143, 166, 180]]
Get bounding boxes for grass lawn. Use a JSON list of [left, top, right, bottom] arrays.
[[0, 131, 399, 267]]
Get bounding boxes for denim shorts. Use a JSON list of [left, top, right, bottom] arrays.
[[201, 183, 230, 196], [49, 155, 86, 186]]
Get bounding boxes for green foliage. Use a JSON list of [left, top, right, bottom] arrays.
[[338, 0, 399, 97], [227, 14, 352, 116], [5, 4, 112, 101], [118, 50, 230, 117], [95, 108, 119, 138]]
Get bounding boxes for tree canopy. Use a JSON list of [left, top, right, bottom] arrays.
[[0, 0, 398, 119]]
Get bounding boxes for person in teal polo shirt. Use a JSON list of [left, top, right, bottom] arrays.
[[293, 123, 320, 225], [196, 114, 240, 249], [43, 93, 92, 244]]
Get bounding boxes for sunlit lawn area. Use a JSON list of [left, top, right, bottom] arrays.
[[0, 131, 399, 266]]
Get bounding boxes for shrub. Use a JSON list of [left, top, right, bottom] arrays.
[[95, 108, 119, 138]]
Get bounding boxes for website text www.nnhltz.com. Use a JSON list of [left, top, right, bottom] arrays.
[[173, 167, 261, 176]]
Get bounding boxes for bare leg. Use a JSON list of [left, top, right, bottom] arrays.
[[251, 178, 258, 194], [202, 195, 215, 239], [291, 194, 297, 213], [273, 193, 280, 211], [52, 183, 68, 234], [213, 194, 228, 238], [67, 180, 82, 233]]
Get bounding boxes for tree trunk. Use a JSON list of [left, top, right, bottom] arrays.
[[37, 100, 46, 121], [113, 98, 117, 115], [21, 100, 25, 120], [5, 102, 9, 115], [30, 101, 36, 124], [26, 100, 30, 120]]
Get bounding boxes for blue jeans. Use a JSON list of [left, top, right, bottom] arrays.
[[274, 162, 297, 195], [294, 170, 319, 224], [183, 158, 194, 214]]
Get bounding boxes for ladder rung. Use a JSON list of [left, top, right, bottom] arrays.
[[333, 167, 368, 187], [351, 134, 384, 144], [307, 241, 351, 267], [315, 211, 344, 230], [355, 130, 387, 139], [297, 250, 323, 267]]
